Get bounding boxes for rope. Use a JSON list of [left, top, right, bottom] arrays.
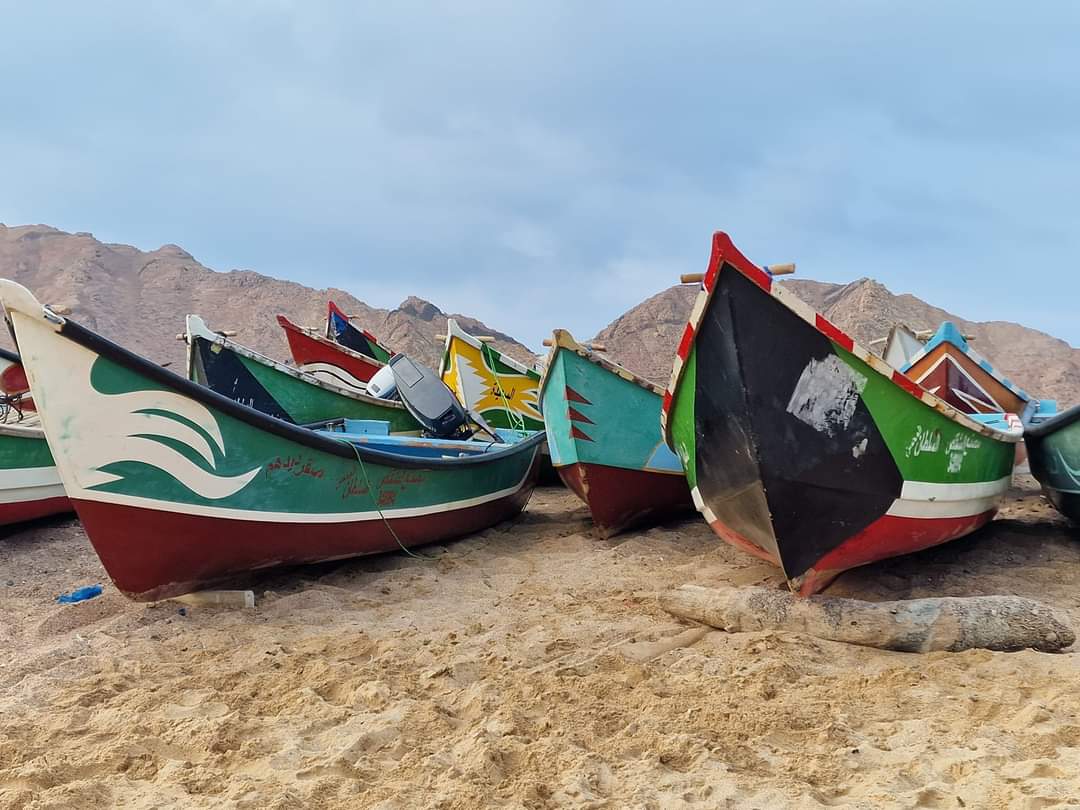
[[347, 440, 430, 561], [482, 344, 529, 438]]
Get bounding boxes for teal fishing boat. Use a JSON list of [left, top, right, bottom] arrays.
[[1025, 408, 1080, 523], [541, 330, 692, 536]]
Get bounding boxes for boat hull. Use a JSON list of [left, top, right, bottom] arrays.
[[662, 233, 1017, 594], [278, 315, 382, 390], [440, 319, 544, 432], [542, 332, 692, 536], [558, 462, 692, 537], [326, 301, 393, 363], [1042, 489, 1080, 524], [1026, 409, 1080, 524], [0, 427, 70, 526], [0, 495, 69, 525], [71, 458, 538, 600], [902, 328, 1030, 417]]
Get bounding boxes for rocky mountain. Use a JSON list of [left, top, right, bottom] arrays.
[[4, 223, 1078, 409], [593, 278, 1080, 407], [0, 224, 535, 370]]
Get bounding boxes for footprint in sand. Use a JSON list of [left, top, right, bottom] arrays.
[[163, 689, 231, 719]]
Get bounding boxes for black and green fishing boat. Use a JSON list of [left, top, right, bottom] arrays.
[[184, 315, 419, 432]]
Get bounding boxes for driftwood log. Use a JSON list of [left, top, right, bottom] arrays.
[[661, 585, 1075, 653]]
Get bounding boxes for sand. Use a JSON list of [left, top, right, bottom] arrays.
[[2, 477, 1080, 809]]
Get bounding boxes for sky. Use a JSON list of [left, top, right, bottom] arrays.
[[3, 2, 1080, 350]]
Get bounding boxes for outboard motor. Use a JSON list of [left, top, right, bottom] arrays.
[[388, 353, 469, 438], [366, 364, 399, 400]]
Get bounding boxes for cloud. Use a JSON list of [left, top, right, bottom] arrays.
[[1, 2, 1078, 349]]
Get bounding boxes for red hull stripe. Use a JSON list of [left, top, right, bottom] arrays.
[[707, 516, 779, 566], [71, 464, 538, 601], [891, 370, 924, 398], [816, 314, 854, 352], [746, 267, 773, 293], [558, 462, 693, 537], [795, 509, 996, 595], [676, 324, 695, 362], [0, 496, 71, 526]]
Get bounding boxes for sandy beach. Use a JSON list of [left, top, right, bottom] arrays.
[[2, 476, 1079, 809]]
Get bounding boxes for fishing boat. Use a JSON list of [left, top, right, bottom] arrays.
[[0, 348, 70, 524], [889, 322, 1037, 418], [0, 346, 33, 415], [881, 324, 923, 371], [886, 321, 1051, 467], [439, 319, 544, 432], [278, 314, 384, 391], [662, 232, 1022, 595], [1, 280, 544, 600], [324, 301, 394, 363], [185, 315, 418, 431], [541, 329, 692, 536], [1024, 409, 1080, 523]]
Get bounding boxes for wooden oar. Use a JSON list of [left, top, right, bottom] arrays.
[[914, 329, 977, 342], [542, 338, 607, 352], [435, 334, 495, 343], [766, 263, 796, 275], [176, 329, 237, 340], [681, 263, 795, 284]]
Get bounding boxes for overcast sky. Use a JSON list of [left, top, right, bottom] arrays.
[[3, 2, 1079, 349]]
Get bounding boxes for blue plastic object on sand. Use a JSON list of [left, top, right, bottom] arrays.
[[57, 584, 103, 604]]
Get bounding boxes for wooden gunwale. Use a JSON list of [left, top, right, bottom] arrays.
[[661, 232, 1022, 447]]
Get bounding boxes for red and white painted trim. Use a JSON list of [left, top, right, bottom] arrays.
[[661, 232, 1024, 447]]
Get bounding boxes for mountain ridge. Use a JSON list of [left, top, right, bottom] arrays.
[[592, 278, 1080, 406], [3, 222, 1077, 407], [0, 223, 536, 371]]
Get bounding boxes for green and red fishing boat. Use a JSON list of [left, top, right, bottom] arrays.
[[0, 348, 70, 525], [662, 232, 1021, 595], [541, 330, 692, 536], [2, 281, 543, 600], [278, 313, 385, 392], [185, 315, 418, 431]]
